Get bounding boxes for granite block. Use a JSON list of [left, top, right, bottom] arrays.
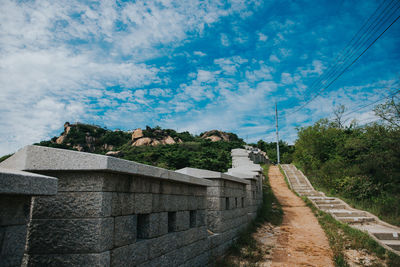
[[26, 218, 113, 253], [31, 192, 112, 219], [114, 215, 137, 247]]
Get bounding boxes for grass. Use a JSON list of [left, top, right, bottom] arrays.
[[303, 197, 400, 267], [216, 164, 283, 266], [0, 153, 12, 163]]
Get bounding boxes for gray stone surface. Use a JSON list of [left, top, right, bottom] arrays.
[[137, 212, 168, 239], [147, 233, 178, 259], [175, 211, 190, 232], [226, 170, 258, 180], [0, 225, 27, 267], [111, 241, 149, 267], [0, 195, 30, 226], [111, 192, 135, 216], [114, 215, 137, 247], [177, 167, 249, 185], [22, 251, 110, 267], [0, 168, 57, 195], [135, 193, 153, 214], [176, 226, 207, 248], [31, 192, 112, 219], [0, 145, 212, 187], [26, 218, 113, 253]]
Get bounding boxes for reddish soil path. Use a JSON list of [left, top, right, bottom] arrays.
[[268, 166, 334, 267]]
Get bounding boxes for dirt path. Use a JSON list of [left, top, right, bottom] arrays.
[[268, 166, 334, 267]]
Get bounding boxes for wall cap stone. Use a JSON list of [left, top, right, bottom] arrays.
[[0, 145, 212, 187], [225, 170, 258, 180], [176, 167, 250, 185], [0, 167, 57, 195]]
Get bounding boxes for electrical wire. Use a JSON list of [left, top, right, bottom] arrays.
[[283, 0, 400, 117]]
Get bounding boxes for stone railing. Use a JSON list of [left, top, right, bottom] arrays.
[[0, 145, 265, 267]]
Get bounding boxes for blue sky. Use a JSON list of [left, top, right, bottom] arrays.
[[1, 0, 399, 155]]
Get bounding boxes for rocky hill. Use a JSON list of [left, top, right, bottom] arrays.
[[35, 122, 244, 172]]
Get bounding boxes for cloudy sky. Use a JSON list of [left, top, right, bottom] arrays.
[[1, 0, 399, 155]]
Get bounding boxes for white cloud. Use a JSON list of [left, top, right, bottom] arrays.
[[245, 62, 274, 82], [269, 54, 280, 63], [220, 33, 230, 46], [299, 60, 326, 77], [214, 56, 248, 75], [281, 73, 293, 84], [193, 51, 206, 57], [0, 0, 260, 155], [258, 32, 268, 41]]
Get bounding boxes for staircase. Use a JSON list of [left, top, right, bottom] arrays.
[[280, 164, 400, 255]]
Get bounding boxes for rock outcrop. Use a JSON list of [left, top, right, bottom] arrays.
[[55, 122, 72, 144], [200, 130, 233, 142], [132, 137, 153, 146], [105, 151, 123, 157], [130, 127, 183, 147], [131, 128, 143, 140]]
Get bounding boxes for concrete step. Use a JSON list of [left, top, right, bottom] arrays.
[[296, 189, 315, 192], [330, 211, 366, 217], [382, 240, 400, 251], [300, 192, 323, 197], [318, 204, 347, 210], [338, 217, 375, 223], [309, 197, 335, 201], [314, 200, 342, 205], [292, 184, 309, 188], [372, 232, 400, 240], [293, 187, 313, 191]]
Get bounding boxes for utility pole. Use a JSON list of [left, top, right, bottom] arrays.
[[275, 102, 280, 165]]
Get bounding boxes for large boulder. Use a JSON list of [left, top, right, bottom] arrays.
[[200, 130, 232, 142], [105, 151, 123, 157], [162, 136, 176, 145], [132, 128, 144, 140], [132, 137, 152, 146], [206, 135, 222, 142]]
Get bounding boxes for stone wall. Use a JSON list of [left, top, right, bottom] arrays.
[[176, 168, 249, 258], [0, 145, 267, 267], [0, 168, 57, 267]]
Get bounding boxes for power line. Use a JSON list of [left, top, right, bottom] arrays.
[[299, 0, 393, 103], [285, 11, 400, 117], [284, 0, 400, 117], [300, 0, 400, 107], [342, 87, 400, 118]]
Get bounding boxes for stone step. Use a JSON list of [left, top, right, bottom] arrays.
[[296, 189, 315, 192], [294, 183, 310, 188], [314, 200, 341, 205], [292, 184, 309, 188], [382, 240, 400, 251], [318, 204, 347, 210], [372, 232, 400, 240], [330, 211, 366, 217], [300, 192, 323, 197], [309, 197, 335, 201], [293, 187, 313, 191], [338, 217, 375, 223]]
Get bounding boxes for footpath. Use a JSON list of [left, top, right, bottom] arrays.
[[268, 166, 334, 267], [281, 164, 400, 256]]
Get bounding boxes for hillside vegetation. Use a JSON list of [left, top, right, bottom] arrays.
[[34, 123, 244, 172], [253, 140, 295, 164], [293, 100, 400, 226]]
